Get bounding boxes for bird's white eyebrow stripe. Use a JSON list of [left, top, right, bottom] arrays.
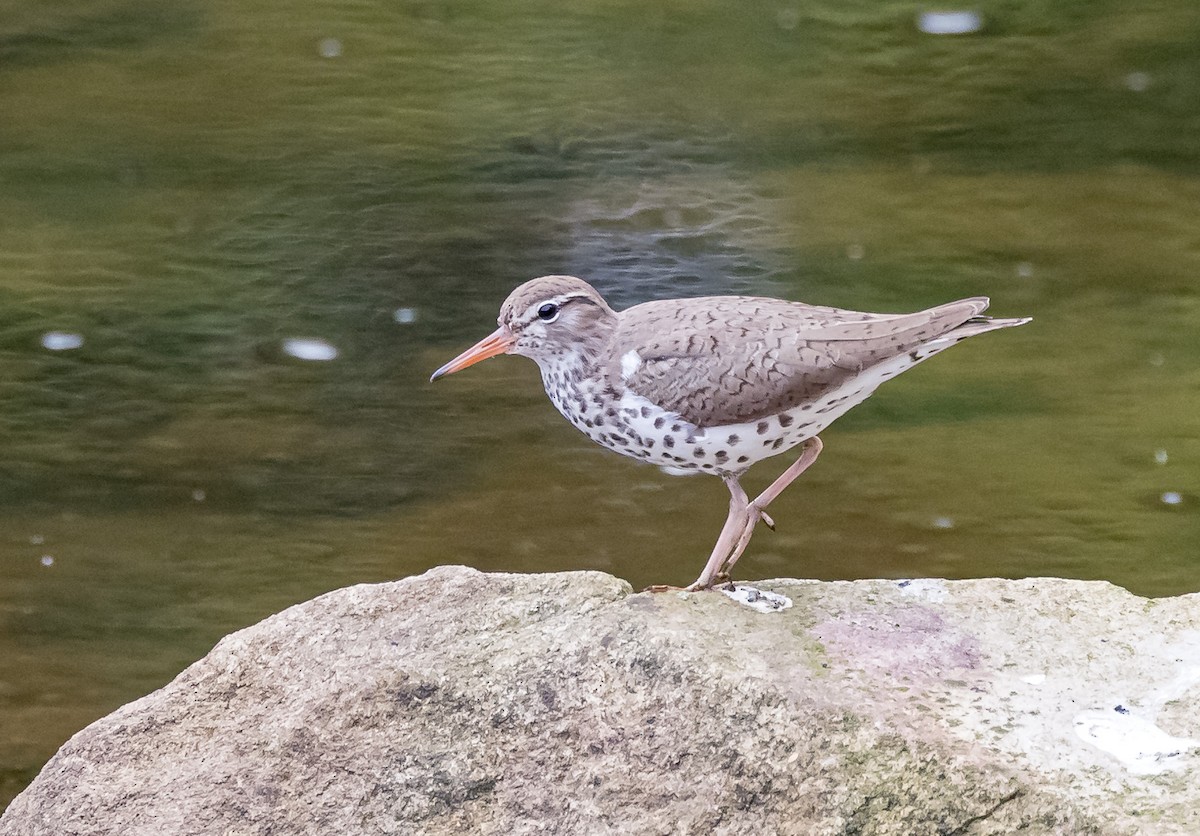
[[558, 292, 600, 307], [517, 291, 599, 324]]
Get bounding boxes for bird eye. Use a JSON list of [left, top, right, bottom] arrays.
[[537, 303, 559, 322]]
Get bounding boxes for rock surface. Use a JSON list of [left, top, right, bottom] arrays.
[[3, 566, 1199, 835]]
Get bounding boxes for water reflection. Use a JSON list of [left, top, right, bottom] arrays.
[[561, 174, 792, 305]]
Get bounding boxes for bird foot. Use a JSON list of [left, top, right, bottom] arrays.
[[646, 580, 724, 593], [644, 583, 688, 593], [757, 507, 776, 531], [663, 573, 734, 594]]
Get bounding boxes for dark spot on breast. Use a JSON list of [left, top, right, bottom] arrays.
[[737, 455, 749, 463], [727, 434, 740, 445], [757, 422, 769, 435], [610, 434, 628, 445], [664, 436, 675, 448], [909, 350, 920, 362], [640, 406, 652, 418], [779, 414, 794, 428], [606, 408, 617, 418], [671, 423, 682, 433], [702, 463, 714, 470], [645, 438, 655, 448], [694, 447, 706, 458], [654, 417, 666, 429], [772, 438, 784, 450], [715, 450, 728, 462]]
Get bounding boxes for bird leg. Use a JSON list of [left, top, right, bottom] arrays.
[[684, 475, 751, 591], [686, 436, 824, 591], [750, 436, 824, 509]]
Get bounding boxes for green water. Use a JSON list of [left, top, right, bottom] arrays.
[[3, 0, 1200, 808]]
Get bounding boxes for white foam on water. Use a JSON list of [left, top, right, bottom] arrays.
[[917, 10, 983, 35], [282, 338, 339, 361], [41, 331, 84, 351]]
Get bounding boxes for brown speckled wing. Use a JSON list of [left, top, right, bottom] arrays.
[[607, 295, 989, 428]]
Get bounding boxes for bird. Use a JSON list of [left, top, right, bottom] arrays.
[[430, 275, 1029, 591]]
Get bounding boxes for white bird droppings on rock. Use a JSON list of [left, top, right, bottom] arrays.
[[1073, 708, 1199, 775], [719, 584, 793, 613], [897, 578, 948, 602]]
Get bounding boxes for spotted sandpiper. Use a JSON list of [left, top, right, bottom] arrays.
[[431, 276, 1029, 590]]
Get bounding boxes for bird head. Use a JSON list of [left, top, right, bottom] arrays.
[[430, 275, 615, 381]]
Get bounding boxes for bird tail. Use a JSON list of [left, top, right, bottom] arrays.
[[951, 314, 1032, 339]]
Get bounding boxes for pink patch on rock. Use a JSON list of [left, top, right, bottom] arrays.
[[812, 605, 980, 681]]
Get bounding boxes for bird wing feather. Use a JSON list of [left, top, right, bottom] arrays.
[[606, 295, 989, 427]]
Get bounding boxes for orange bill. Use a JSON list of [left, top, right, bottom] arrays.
[[429, 327, 516, 382]]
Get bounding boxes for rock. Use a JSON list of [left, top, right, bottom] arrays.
[[3, 566, 1199, 835]]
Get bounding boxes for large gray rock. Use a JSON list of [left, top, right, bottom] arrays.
[[3, 566, 1199, 835]]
